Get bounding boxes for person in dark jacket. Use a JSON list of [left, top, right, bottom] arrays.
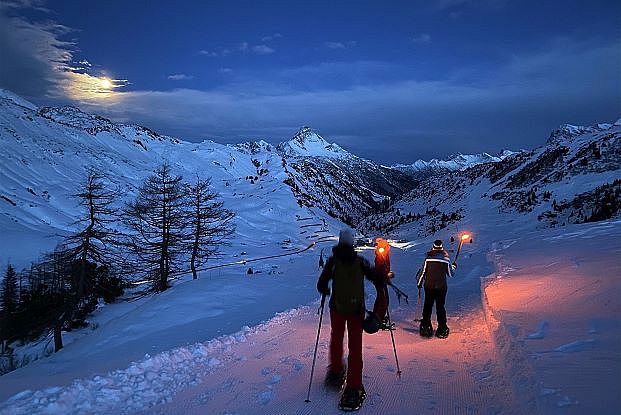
[[416, 239, 456, 338], [317, 228, 385, 410]]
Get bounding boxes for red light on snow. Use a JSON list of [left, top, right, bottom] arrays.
[[378, 247, 385, 254]]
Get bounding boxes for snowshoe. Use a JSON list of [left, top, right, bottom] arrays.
[[338, 387, 366, 411], [435, 325, 450, 339], [325, 368, 346, 390], [419, 321, 434, 338]]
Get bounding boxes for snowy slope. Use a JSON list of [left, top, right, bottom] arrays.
[[360, 120, 621, 236], [0, 90, 619, 414], [0, 92, 409, 270]]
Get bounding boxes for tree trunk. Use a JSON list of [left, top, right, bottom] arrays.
[[54, 324, 63, 352], [191, 223, 200, 280]]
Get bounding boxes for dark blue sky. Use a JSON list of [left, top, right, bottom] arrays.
[[1, 0, 620, 162]]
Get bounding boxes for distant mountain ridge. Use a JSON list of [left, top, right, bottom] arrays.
[[359, 117, 621, 235], [392, 150, 517, 175]]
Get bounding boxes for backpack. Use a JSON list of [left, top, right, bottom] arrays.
[[330, 257, 365, 314]]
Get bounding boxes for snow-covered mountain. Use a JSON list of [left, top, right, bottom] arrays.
[[360, 118, 621, 235], [275, 126, 348, 158], [0, 91, 416, 268], [392, 150, 516, 176]]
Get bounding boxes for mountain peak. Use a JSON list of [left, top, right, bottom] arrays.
[[291, 126, 319, 143], [547, 120, 617, 146], [277, 126, 348, 158]]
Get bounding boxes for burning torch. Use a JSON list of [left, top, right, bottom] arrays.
[[372, 237, 402, 377], [453, 233, 472, 267], [374, 238, 408, 304], [375, 237, 391, 280]]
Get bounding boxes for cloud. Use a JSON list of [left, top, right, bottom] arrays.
[[1, 2, 617, 163], [0, 6, 128, 102], [252, 44, 275, 55], [411, 33, 431, 43], [167, 74, 193, 81], [1, 0, 50, 13], [325, 41, 346, 49], [261, 33, 282, 42], [82, 37, 620, 162], [198, 49, 218, 57], [200, 42, 276, 57], [324, 41, 357, 49]]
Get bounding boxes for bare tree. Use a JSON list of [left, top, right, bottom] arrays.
[[125, 162, 187, 291], [65, 169, 121, 300], [185, 176, 235, 279]]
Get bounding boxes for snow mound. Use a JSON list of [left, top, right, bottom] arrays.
[[0, 306, 310, 415]]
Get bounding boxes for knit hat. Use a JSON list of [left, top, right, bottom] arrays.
[[432, 239, 443, 250], [338, 228, 355, 246]]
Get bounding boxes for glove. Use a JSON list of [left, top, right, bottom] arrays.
[[451, 263, 457, 271], [387, 271, 394, 280]]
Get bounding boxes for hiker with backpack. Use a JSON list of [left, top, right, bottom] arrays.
[[416, 239, 456, 338], [316, 228, 387, 411]]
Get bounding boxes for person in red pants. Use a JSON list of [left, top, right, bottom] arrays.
[[317, 228, 385, 411]]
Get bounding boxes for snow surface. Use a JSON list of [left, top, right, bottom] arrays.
[[484, 219, 621, 414], [0, 91, 619, 414], [2, 217, 619, 414]]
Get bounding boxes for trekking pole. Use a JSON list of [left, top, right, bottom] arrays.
[[387, 281, 409, 304], [305, 293, 327, 403], [386, 306, 402, 378], [413, 287, 423, 322]]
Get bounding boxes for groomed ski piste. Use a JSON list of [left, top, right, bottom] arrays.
[[1, 215, 619, 414]]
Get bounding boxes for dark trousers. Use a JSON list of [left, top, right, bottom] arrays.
[[422, 288, 447, 327], [329, 309, 364, 390]]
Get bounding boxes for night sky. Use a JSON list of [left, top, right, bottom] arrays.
[[1, 0, 620, 163]]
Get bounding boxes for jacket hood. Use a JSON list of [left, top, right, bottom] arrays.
[[332, 244, 357, 262]]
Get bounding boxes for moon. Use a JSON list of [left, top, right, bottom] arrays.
[[101, 78, 112, 89]]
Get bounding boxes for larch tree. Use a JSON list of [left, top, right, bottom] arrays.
[[125, 162, 187, 291], [65, 169, 121, 301], [185, 176, 235, 279]]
